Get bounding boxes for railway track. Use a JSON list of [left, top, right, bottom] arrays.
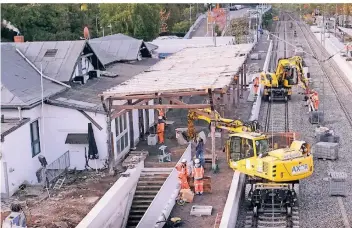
[[264, 15, 291, 134], [245, 14, 296, 228], [295, 19, 352, 127]]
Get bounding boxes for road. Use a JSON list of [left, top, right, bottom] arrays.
[[192, 8, 248, 37]]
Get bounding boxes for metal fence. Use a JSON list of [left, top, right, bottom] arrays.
[[46, 151, 70, 183]]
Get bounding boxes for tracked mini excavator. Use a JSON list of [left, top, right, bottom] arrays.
[[260, 56, 310, 102], [188, 109, 314, 217]]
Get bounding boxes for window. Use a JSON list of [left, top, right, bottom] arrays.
[[30, 120, 41, 157], [44, 49, 58, 57], [115, 114, 129, 153]]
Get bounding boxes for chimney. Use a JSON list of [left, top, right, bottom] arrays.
[[1, 115, 4, 123], [14, 35, 24, 43]]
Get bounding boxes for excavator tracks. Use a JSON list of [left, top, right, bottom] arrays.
[[243, 183, 300, 228]]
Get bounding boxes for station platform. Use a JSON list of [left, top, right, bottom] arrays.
[[310, 26, 352, 82]]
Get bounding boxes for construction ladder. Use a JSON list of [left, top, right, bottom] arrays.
[[53, 177, 66, 190]]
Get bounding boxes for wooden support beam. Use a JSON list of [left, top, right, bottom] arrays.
[[244, 63, 247, 91], [210, 121, 216, 170], [113, 104, 210, 110], [107, 90, 209, 100], [128, 100, 135, 148], [77, 110, 103, 131], [111, 99, 148, 119], [167, 98, 213, 119]]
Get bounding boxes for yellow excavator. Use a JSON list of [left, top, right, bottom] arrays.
[[188, 109, 314, 216], [187, 108, 260, 140], [260, 56, 309, 102]]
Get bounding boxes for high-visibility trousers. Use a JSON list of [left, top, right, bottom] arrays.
[[179, 176, 190, 189], [194, 179, 204, 193], [307, 99, 315, 112], [158, 132, 164, 144]]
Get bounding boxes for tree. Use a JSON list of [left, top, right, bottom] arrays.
[[99, 4, 161, 41], [172, 21, 190, 33]]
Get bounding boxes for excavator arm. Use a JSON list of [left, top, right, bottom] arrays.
[[187, 108, 260, 140]]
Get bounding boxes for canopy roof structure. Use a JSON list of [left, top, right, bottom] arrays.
[[102, 43, 254, 100]]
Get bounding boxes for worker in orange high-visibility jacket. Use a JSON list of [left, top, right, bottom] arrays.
[[312, 91, 319, 111], [157, 116, 165, 144], [176, 159, 190, 190], [157, 109, 166, 120], [253, 76, 260, 96], [307, 90, 319, 113], [192, 158, 204, 195]]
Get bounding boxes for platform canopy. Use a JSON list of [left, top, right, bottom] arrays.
[[102, 43, 254, 100]]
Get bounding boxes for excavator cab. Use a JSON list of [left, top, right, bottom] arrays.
[[225, 132, 313, 182]]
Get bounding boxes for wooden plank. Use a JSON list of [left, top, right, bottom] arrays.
[[188, 176, 212, 193], [112, 104, 211, 110], [77, 110, 103, 131], [109, 90, 209, 100], [110, 99, 148, 119]]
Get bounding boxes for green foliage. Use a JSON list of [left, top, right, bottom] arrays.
[[262, 11, 273, 30], [1, 3, 98, 41], [214, 24, 221, 36], [99, 4, 161, 41], [172, 21, 190, 33], [1, 3, 195, 42]]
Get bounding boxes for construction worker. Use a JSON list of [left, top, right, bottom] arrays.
[[192, 159, 204, 195], [306, 90, 319, 113], [176, 159, 190, 190], [196, 137, 205, 167], [253, 76, 260, 96], [157, 116, 165, 144], [157, 108, 166, 120]]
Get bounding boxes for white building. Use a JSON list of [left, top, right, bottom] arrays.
[[1, 37, 158, 198]]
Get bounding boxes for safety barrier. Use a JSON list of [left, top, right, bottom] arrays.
[[46, 150, 70, 183], [76, 162, 143, 228], [136, 143, 192, 228], [184, 14, 206, 39]]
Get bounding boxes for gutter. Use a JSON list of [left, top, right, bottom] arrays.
[[15, 48, 71, 88]]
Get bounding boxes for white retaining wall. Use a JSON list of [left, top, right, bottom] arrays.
[[219, 172, 246, 227], [249, 39, 273, 122], [76, 162, 144, 228], [137, 143, 192, 228]]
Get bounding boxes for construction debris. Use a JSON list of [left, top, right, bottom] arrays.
[[188, 176, 212, 193], [122, 151, 148, 169], [190, 205, 213, 216]]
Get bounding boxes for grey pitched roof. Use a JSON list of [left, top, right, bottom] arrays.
[[47, 58, 159, 113], [13, 40, 88, 82], [1, 44, 67, 108], [89, 40, 146, 66], [92, 33, 158, 51]]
